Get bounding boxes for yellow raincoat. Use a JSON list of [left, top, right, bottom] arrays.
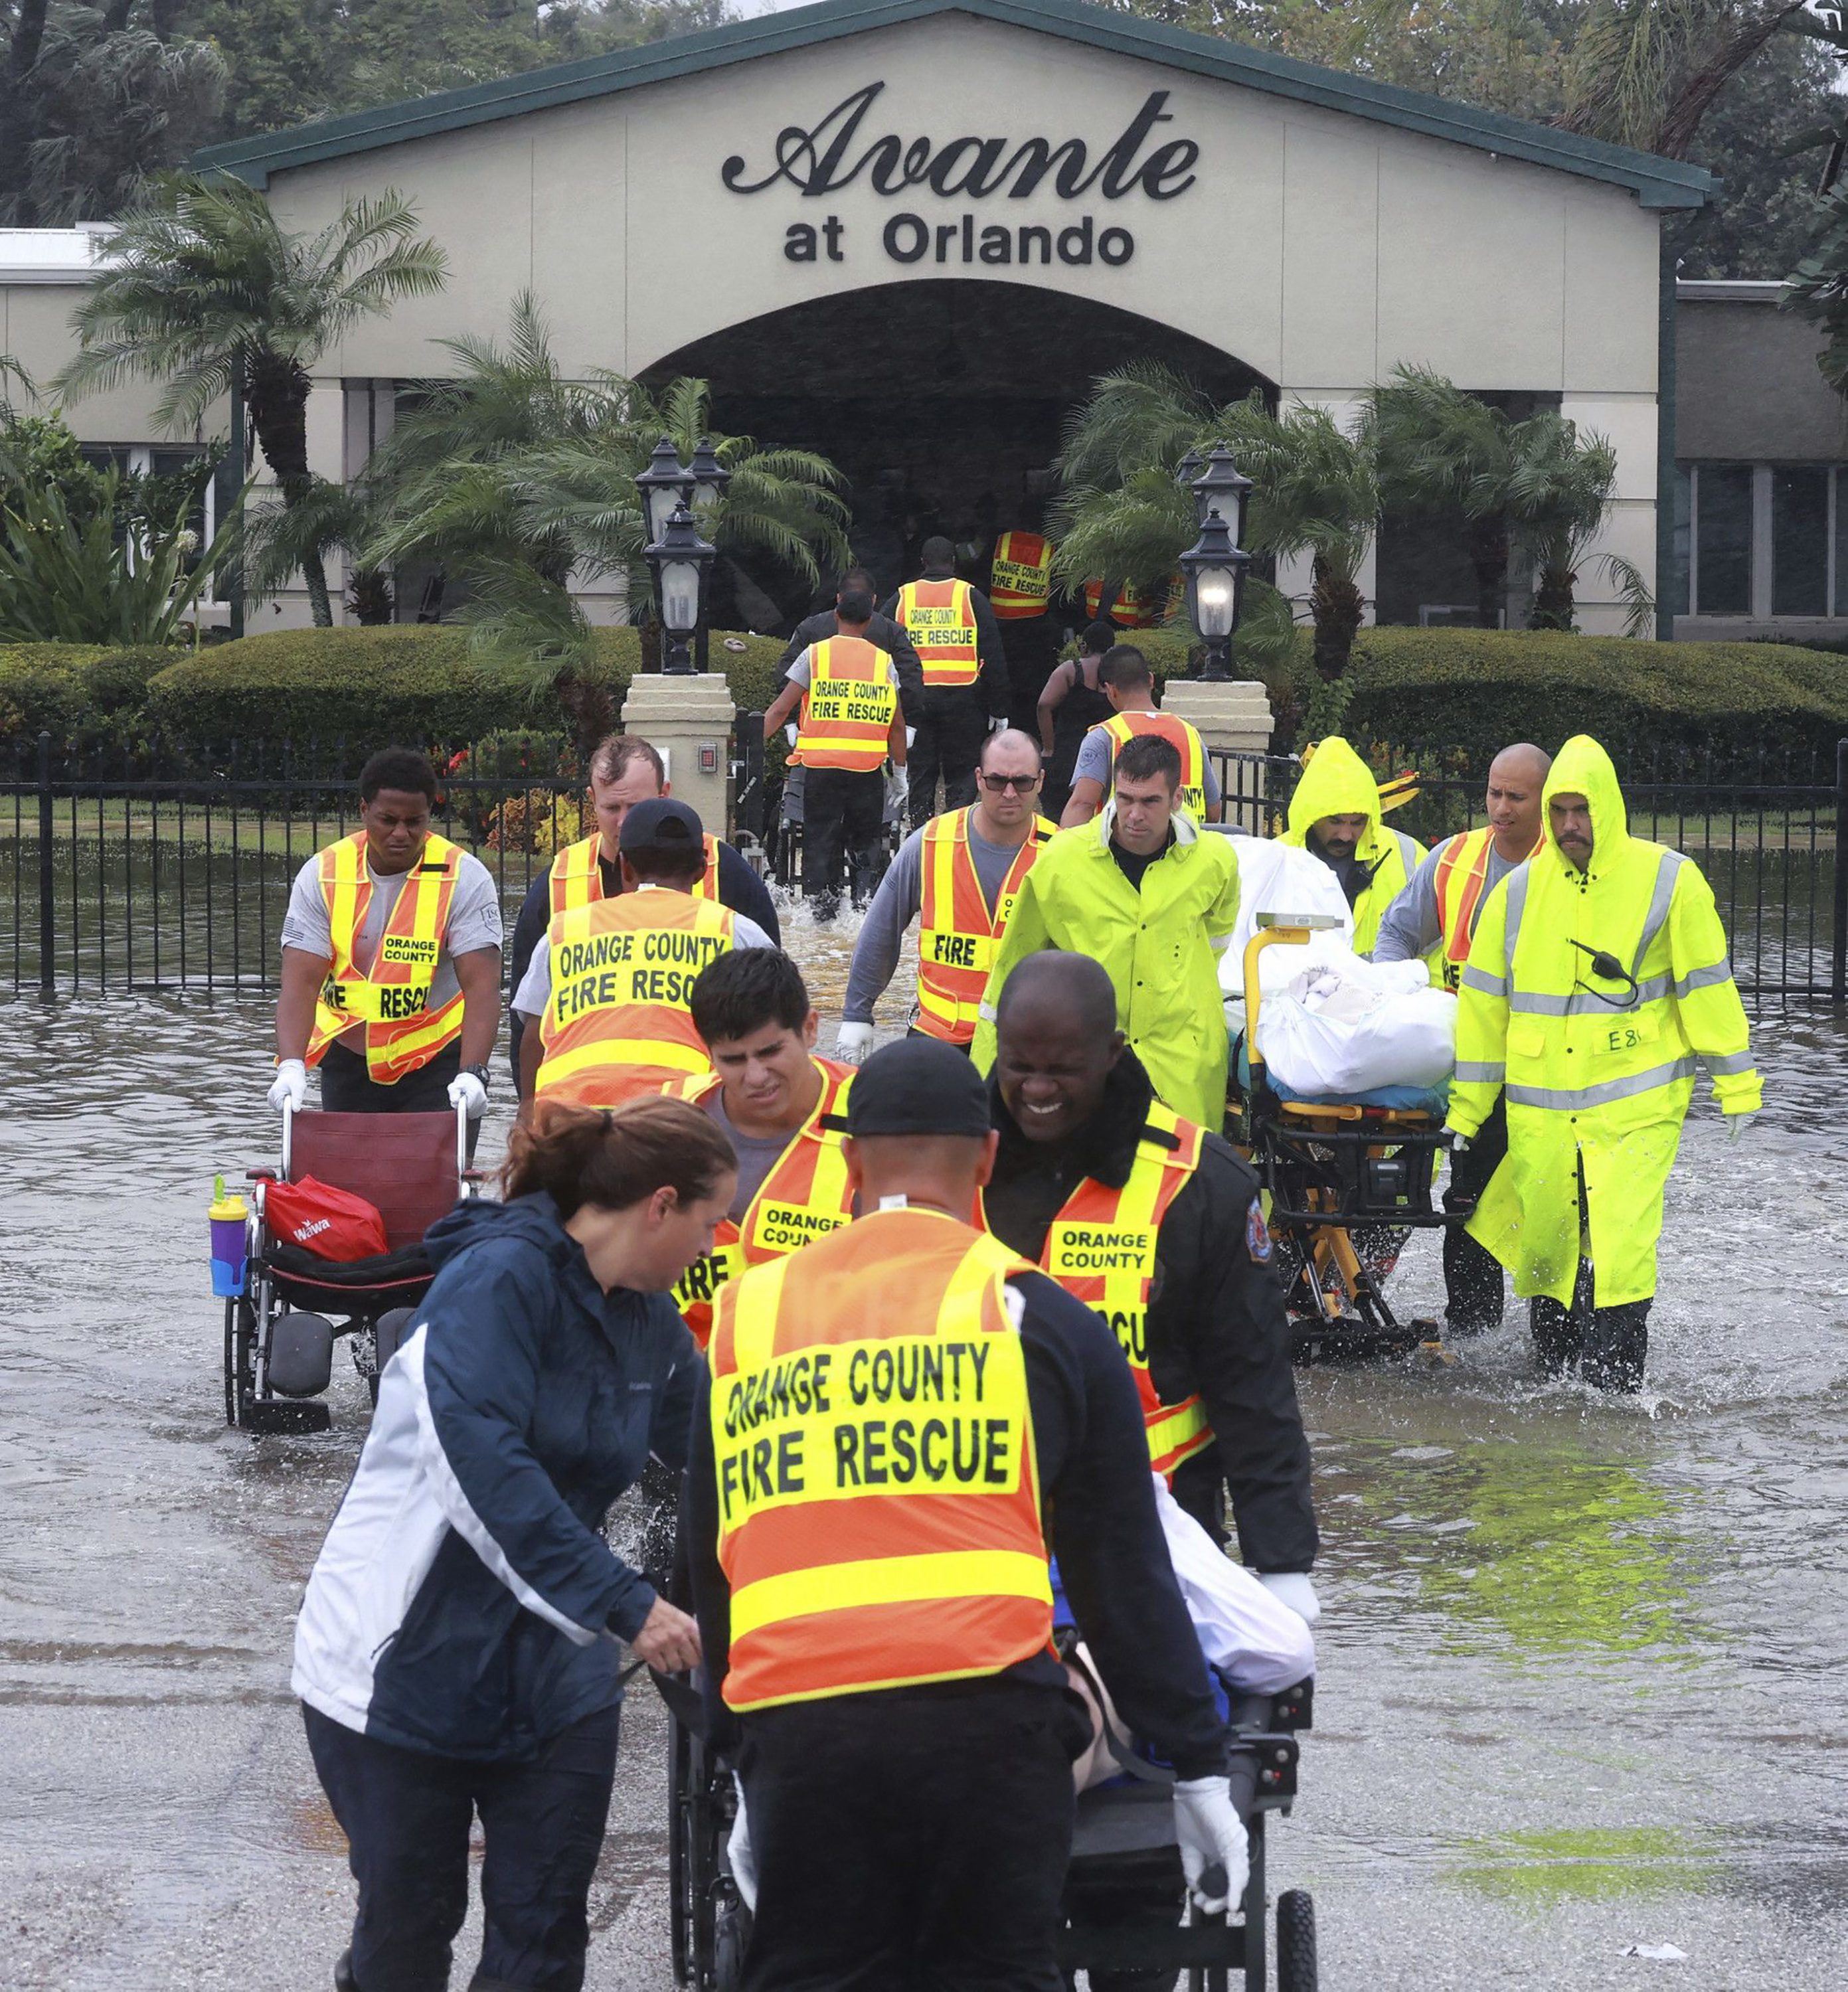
[[1448, 735, 1760, 1308], [970, 808, 1240, 1129], [1277, 736, 1423, 952]]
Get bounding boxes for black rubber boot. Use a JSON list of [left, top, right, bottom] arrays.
[[334, 1951, 359, 1992], [1530, 1296, 1580, 1376], [1580, 1302, 1650, 1393]]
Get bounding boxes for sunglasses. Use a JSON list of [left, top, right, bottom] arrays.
[[978, 772, 1041, 793]]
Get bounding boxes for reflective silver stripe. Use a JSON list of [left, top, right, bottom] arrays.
[[1701, 1050, 1756, 1076], [1504, 1056, 1699, 1113], [1632, 850, 1686, 974], [1509, 973, 1670, 1017], [1502, 866, 1529, 980], [977, 1001, 998, 1023], [1672, 960, 1734, 999], [1454, 1061, 1505, 1083], [1460, 964, 1506, 999]]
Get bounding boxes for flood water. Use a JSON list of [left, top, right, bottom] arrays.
[[3, 898, 1845, 1989]]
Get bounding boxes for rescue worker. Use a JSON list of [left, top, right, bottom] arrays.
[[270, 748, 501, 1147], [1373, 743, 1551, 1335], [685, 1038, 1249, 1990], [506, 732, 780, 1080], [1036, 617, 1117, 819], [664, 949, 857, 1349], [882, 534, 1010, 825], [1446, 735, 1761, 1390], [512, 799, 774, 1115], [772, 564, 926, 729], [760, 587, 908, 920], [1278, 735, 1423, 953], [988, 523, 1060, 736], [984, 950, 1319, 1592], [835, 727, 1054, 1059], [1059, 644, 1223, 827], [973, 732, 1242, 1130]]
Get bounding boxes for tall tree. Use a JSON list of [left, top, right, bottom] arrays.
[[58, 172, 448, 625]]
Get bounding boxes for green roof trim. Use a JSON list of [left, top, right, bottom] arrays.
[[191, 0, 1712, 210]]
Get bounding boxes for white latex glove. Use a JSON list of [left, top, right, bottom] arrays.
[[836, 1021, 875, 1064], [1256, 1571, 1321, 1625], [1725, 1110, 1758, 1144], [1173, 1776, 1250, 1918], [266, 1058, 307, 1113], [728, 1775, 758, 1912], [784, 722, 799, 749], [987, 714, 1007, 735], [884, 765, 910, 814], [1446, 1125, 1471, 1155], [446, 1072, 487, 1121]]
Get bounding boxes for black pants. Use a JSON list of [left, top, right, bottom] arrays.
[[1169, 1446, 1228, 1547], [910, 688, 989, 828], [1443, 1095, 1507, 1333], [739, 1684, 1084, 1991], [803, 768, 885, 918], [1527, 1161, 1651, 1392], [303, 1702, 620, 1992]]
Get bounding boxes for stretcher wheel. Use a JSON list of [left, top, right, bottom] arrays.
[[1275, 1888, 1316, 1992]]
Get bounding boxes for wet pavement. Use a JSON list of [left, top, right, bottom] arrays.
[[3, 902, 1845, 1989]]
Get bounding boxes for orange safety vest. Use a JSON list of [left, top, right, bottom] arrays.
[[305, 831, 465, 1084], [989, 531, 1053, 620], [663, 1059, 857, 1349], [535, 888, 737, 1106], [1093, 709, 1208, 820], [710, 1207, 1054, 1712], [894, 578, 980, 689], [1082, 578, 1159, 627], [548, 829, 720, 916], [985, 1102, 1211, 1481], [914, 807, 1055, 1044], [794, 636, 898, 772]]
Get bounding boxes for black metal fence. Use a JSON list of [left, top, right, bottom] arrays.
[[1209, 739, 1847, 1005], [4, 730, 1843, 1004]]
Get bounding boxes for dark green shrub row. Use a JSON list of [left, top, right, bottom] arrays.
[[1, 641, 176, 757]]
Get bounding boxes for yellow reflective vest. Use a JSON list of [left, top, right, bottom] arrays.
[[1449, 735, 1760, 1309]]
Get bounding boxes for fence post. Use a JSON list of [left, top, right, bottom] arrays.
[[1834, 737, 1847, 1004], [36, 730, 54, 996]]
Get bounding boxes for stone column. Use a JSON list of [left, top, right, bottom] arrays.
[[1161, 677, 1276, 835], [620, 672, 738, 841]]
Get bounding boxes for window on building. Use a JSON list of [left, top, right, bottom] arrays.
[[75, 442, 218, 598], [1683, 461, 1848, 620]]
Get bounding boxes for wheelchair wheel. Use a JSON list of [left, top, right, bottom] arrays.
[[669, 1713, 694, 1985], [1276, 1889, 1316, 1992]]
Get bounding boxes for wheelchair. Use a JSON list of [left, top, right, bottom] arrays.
[[222, 1099, 480, 1434], [1228, 915, 1464, 1365]]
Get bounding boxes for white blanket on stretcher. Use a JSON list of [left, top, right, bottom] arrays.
[[1254, 950, 1456, 1097]]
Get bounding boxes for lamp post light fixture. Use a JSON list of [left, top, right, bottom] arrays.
[[647, 503, 716, 676], [1175, 446, 1204, 507], [687, 436, 732, 517], [1189, 444, 1253, 542], [1180, 505, 1252, 684], [636, 435, 691, 546]]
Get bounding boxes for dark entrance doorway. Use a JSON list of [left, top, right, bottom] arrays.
[[643, 279, 1267, 648]]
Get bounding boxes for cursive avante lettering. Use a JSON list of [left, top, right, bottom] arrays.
[[722, 82, 1199, 202]]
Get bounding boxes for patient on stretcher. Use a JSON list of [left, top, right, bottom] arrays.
[[1064, 1475, 1316, 1791]]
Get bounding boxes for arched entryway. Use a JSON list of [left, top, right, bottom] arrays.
[[642, 278, 1271, 639]]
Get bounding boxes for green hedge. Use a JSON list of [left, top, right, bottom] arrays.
[[0, 641, 177, 756], [143, 624, 790, 754]]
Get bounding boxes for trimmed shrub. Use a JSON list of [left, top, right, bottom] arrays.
[[143, 624, 792, 759], [0, 641, 178, 756]]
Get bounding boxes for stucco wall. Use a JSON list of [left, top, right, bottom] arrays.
[[1, 282, 207, 444]]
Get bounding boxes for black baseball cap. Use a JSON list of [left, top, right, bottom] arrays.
[[846, 1038, 993, 1140], [618, 795, 704, 853]]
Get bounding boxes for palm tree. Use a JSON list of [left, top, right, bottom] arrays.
[[1503, 414, 1653, 634], [56, 171, 447, 625], [1050, 367, 1379, 683]]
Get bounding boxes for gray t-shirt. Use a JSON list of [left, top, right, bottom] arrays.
[[511, 889, 774, 1018], [842, 815, 1037, 1024], [1073, 719, 1222, 803], [280, 845, 503, 1037], [705, 1089, 798, 1225], [1371, 833, 1521, 965]]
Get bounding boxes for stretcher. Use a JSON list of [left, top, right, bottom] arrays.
[[1230, 915, 1464, 1365]]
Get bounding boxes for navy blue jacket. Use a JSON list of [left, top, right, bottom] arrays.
[[292, 1193, 699, 1759]]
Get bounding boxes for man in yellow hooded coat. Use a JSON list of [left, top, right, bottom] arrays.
[[1276, 737, 1424, 953], [1445, 735, 1760, 1390]]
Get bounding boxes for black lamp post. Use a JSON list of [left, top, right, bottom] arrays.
[[647, 503, 716, 677], [1175, 447, 1204, 507], [687, 436, 732, 517], [1189, 445, 1253, 541], [636, 436, 691, 546], [1180, 505, 1252, 684]]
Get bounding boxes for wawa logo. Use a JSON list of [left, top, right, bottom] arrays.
[[292, 1218, 333, 1244]]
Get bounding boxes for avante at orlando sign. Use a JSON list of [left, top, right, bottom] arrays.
[[722, 82, 1199, 269]]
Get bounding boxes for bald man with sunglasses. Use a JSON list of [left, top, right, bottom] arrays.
[[837, 728, 1056, 1059]]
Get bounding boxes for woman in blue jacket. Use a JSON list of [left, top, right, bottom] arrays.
[[294, 1093, 737, 1992]]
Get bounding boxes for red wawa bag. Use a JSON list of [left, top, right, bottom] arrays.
[[264, 1175, 389, 1262]]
